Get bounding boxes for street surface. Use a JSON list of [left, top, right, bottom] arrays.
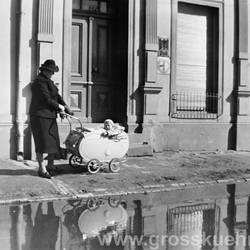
[[0, 150, 250, 204]]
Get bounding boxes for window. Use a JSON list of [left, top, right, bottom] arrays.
[[171, 1, 222, 119], [72, 0, 113, 15]]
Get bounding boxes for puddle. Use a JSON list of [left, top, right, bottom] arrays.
[[0, 183, 250, 250]]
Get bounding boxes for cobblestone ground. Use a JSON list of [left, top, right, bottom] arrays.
[[0, 150, 250, 203]]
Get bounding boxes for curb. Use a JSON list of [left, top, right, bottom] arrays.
[[0, 177, 249, 206]]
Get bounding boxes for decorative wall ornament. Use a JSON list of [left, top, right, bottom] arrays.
[[157, 37, 170, 74], [158, 37, 169, 57]]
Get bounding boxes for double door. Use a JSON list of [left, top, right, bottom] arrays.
[[70, 16, 119, 122]]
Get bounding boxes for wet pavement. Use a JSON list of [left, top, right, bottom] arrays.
[[0, 150, 250, 204], [0, 182, 250, 250]]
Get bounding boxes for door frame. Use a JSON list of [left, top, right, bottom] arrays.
[[62, 0, 131, 123]]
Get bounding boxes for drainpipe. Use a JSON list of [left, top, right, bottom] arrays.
[[16, 0, 24, 161]]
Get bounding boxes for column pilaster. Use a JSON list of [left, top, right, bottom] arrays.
[[62, 0, 72, 105], [145, 0, 158, 84], [236, 0, 250, 150], [127, 0, 137, 123], [37, 0, 54, 65], [142, 0, 162, 121], [237, 0, 249, 119]]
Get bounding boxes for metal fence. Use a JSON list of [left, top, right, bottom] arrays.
[[171, 92, 221, 119]]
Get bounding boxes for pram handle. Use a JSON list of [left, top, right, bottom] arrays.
[[60, 112, 83, 131]]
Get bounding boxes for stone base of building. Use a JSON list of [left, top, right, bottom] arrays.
[[0, 124, 16, 159], [236, 123, 250, 151], [0, 124, 32, 160], [147, 123, 236, 152], [0, 122, 247, 160]]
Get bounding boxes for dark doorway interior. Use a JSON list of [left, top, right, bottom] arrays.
[[71, 0, 128, 123]]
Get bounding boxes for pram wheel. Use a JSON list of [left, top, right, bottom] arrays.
[[86, 198, 100, 211], [109, 158, 121, 173], [69, 155, 83, 168], [87, 159, 101, 174], [108, 196, 121, 208]]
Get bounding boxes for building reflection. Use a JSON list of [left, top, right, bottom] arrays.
[[228, 184, 250, 250], [122, 185, 250, 250], [226, 184, 236, 250], [5, 183, 250, 250], [166, 203, 220, 250], [9, 206, 20, 250], [9, 202, 59, 250], [247, 197, 250, 249], [22, 204, 33, 250], [30, 202, 59, 250]]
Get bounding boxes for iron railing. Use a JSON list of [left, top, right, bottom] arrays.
[[171, 92, 221, 119]]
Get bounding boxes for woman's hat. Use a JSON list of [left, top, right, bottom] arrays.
[[39, 59, 59, 72]]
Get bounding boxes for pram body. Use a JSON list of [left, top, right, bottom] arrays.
[[64, 114, 129, 173]]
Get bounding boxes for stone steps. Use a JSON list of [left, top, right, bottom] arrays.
[[127, 132, 153, 157]]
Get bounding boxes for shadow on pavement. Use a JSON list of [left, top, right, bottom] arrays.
[[0, 163, 101, 177], [52, 163, 115, 176], [53, 164, 88, 175], [0, 169, 37, 176]]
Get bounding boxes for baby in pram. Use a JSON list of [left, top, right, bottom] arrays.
[[102, 119, 125, 138]]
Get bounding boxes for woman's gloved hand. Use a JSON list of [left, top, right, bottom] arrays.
[[65, 105, 74, 116], [58, 104, 65, 112]]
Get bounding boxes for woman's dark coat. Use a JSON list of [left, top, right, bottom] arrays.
[[29, 72, 66, 153], [29, 73, 66, 118]]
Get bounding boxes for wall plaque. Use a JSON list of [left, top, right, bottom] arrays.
[[157, 56, 170, 74]]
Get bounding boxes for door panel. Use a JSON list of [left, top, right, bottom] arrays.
[[71, 18, 88, 81], [92, 19, 111, 82], [91, 18, 115, 122], [71, 25, 80, 74], [70, 18, 88, 119]]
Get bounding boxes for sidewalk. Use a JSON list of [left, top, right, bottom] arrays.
[[0, 150, 250, 204]]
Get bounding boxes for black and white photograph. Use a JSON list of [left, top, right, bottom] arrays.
[[0, 0, 250, 249]]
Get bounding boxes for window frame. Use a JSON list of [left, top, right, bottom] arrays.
[[170, 0, 224, 120]]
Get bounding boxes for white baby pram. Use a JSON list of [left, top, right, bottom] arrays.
[[63, 114, 129, 173]]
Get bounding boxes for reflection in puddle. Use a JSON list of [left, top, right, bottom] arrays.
[[63, 197, 128, 249], [1, 183, 250, 250], [167, 203, 219, 249]]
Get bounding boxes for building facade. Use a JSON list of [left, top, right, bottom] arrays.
[[0, 0, 250, 159]]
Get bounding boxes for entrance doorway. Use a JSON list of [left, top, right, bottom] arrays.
[[70, 0, 128, 123]]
